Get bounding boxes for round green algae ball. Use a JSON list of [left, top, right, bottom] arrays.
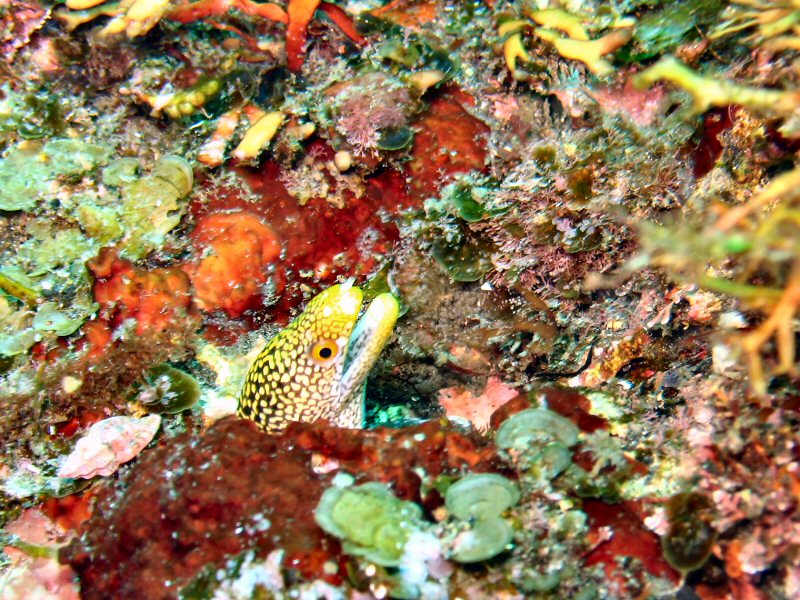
[[445, 473, 520, 520], [495, 408, 580, 450], [315, 482, 423, 567], [450, 516, 514, 563]]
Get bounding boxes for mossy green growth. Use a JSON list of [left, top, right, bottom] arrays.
[[628, 0, 723, 60], [101, 157, 140, 187], [373, 30, 458, 78], [81, 154, 194, 258], [117, 173, 186, 257], [0, 139, 111, 212], [0, 149, 193, 360], [315, 482, 425, 566], [0, 84, 64, 141]]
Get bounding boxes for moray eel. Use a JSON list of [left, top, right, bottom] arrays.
[[238, 281, 399, 433]]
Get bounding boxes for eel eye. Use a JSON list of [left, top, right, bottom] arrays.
[[310, 340, 339, 365]]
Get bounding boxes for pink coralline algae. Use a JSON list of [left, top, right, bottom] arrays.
[[57, 415, 161, 479], [438, 377, 519, 431], [61, 417, 505, 599], [3, 508, 80, 600], [587, 75, 669, 128]]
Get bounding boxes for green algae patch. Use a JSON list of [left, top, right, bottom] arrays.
[[443, 474, 520, 563], [629, 0, 723, 60], [0, 84, 64, 140], [431, 235, 495, 282], [87, 154, 194, 259], [136, 364, 201, 414], [0, 300, 37, 356], [315, 482, 425, 566], [101, 157, 140, 187], [450, 516, 514, 563], [495, 408, 580, 449], [0, 144, 191, 256], [0, 139, 111, 212], [445, 473, 520, 520], [31, 302, 85, 337], [118, 174, 185, 257], [0, 147, 194, 359]]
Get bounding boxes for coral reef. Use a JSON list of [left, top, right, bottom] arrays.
[[2, 0, 800, 597]]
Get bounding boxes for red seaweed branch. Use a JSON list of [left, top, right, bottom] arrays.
[[166, 0, 365, 71], [167, 0, 287, 23]]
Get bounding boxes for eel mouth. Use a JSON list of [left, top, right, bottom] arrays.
[[339, 292, 400, 403]]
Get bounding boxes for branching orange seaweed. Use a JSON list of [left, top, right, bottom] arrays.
[[707, 166, 800, 395], [738, 264, 800, 395]]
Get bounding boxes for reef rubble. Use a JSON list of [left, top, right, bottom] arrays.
[[2, 0, 800, 597]]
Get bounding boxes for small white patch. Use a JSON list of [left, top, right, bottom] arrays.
[[338, 291, 360, 316], [365, 298, 386, 321], [322, 306, 332, 317], [61, 375, 82, 394]]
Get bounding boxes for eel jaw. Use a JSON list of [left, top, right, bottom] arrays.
[[334, 292, 400, 428]]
